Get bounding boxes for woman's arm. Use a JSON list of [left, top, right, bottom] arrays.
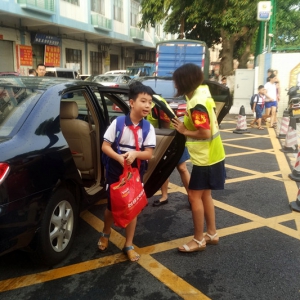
[[172, 118, 211, 139]]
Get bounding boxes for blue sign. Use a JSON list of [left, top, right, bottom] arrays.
[[32, 34, 61, 46], [259, 12, 270, 19]]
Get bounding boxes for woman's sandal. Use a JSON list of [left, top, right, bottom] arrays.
[[178, 238, 206, 252], [97, 232, 110, 252], [257, 127, 264, 130], [122, 246, 140, 262], [204, 233, 219, 245]]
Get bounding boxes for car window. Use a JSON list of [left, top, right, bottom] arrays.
[[0, 87, 39, 137], [95, 76, 117, 82], [140, 80, 176, 99], [61, 90, 89, 120], [45, 71, 56, 77], [94, 90, 128, 123], [56, 71, 75, 79]]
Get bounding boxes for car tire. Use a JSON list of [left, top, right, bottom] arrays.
[[34, 188, 78, 266]]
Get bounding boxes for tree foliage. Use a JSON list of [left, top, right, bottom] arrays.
[[140, 0, 300, 75]]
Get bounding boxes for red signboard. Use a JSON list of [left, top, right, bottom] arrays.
[[44, 45, 61, 66], [19, 45, 33, 66]]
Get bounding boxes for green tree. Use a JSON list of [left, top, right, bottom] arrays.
[[140, 0, 300, 75]]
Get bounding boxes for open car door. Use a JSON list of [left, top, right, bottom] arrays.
[[93, 86, 186, 198]]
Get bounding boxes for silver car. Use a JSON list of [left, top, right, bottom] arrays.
[[86, 74, 131, 88]]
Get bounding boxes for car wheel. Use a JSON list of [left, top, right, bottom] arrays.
[[34, 188, 78, 266]]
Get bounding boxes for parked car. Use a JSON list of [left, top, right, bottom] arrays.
[[104, 70, 127, 75], [0, 76, 185, 265], [0, 72, 19, 76], [45, 67, 78, 79], [131, 77, 233, 124], [85, 74, 131, 88], [78, 74, 91, 80]]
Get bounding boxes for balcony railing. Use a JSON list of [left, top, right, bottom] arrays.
[[91, 14, 112, 32], [17, 0, 55, 15], [130, 27, 144, 40]]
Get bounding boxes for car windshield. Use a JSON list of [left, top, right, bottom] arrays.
[[0, 78, 48, 137], [91, 75, 118, 83], [140, 79, 177, 99], [127, 68, 140, 76]]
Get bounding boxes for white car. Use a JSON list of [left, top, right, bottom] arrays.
[[105, 70, 127, 75]]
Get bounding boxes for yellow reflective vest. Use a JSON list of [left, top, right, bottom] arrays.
[[184, 85, 225, 166]]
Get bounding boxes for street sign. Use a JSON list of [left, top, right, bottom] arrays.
[[257, 1, 272, 21]]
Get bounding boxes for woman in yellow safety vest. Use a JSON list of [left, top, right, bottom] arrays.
[[172, 63, 226, 252]]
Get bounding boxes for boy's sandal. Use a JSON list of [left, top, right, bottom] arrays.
[[257, 127, 264, 130], [204, 233, 219, 245], [98, 232, 110, 252], [122, 245, 140, 262], [178, 238, 206, 252]]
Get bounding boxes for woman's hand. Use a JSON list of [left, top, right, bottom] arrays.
[[172, 118, 186, 134]]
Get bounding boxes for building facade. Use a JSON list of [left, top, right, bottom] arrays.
[[0, 0, 171, 75]]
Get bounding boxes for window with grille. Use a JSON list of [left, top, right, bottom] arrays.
[[90, 51, 102, 75], [113, 0, 123, 22], [130, 1, 139, 27], [66, 48, 82, 71], [91, 0, 105, 14], [62, 0, 80, 5]]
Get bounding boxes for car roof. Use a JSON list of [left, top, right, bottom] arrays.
[[0, 76, 90, 90]]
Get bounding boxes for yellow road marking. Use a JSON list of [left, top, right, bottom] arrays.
[[0, 254, 128, 292], [138, 255, 210, 300]]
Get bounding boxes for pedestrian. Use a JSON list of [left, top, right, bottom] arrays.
[[171, 63, 226, 252], [262, 74, 277, 128], [221, 76, 228, 87], [153, 148, 190, 206], [98, 83, 156, 262], [250, 85, 266, 130], [28, 68, 36, 76], [36, 63, 46, 77]]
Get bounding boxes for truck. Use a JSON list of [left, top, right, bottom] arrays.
[[126, 63, 156, 78], [155, 39, 210, 79]]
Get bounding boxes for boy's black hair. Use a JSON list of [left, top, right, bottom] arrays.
[[128, 81, 154, 100], [258, 85, 264, 90]]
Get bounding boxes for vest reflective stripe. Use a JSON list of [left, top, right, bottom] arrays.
[[186, 131, 220, 142], [184, 85, 225, 166]]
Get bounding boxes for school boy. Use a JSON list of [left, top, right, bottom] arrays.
[[98, 84, 156, 262], [250, 85, 266, 130]]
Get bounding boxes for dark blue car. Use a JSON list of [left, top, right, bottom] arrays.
[[0, 77, 186, 265]]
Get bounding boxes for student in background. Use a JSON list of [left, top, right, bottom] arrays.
[[250, 85, 266, 130], [28, 69, 36, 76]]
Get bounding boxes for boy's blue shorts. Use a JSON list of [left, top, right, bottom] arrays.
[[255, 105, 264, 119]]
